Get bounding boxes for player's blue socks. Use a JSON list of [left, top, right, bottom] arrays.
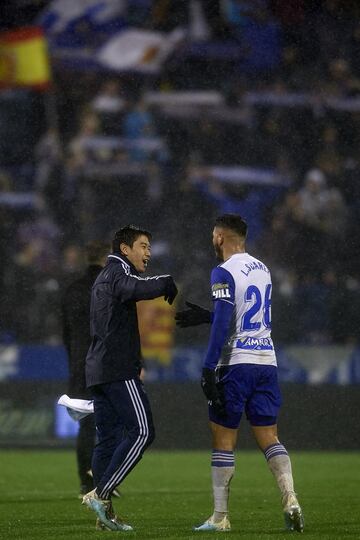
[[211, 450, 235, 520]]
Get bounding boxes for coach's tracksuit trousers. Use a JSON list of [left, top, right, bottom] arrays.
[[91, 378, 155, 500]]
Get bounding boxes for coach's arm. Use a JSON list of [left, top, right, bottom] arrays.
[[114, 272, 178, 305]]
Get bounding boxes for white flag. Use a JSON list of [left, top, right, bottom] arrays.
[[97, 28, 185, 74]]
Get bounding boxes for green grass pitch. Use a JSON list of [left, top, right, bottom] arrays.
[[1, 450, 359, 539]]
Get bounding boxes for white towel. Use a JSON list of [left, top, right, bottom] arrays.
[[57, 394, 94, 421]]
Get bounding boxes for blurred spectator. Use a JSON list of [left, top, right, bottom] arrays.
[[260, 191, 304, 273], [314, 123, 342, 178], [237, 3, 282, 74], [287, 168, 347, 271], [325, 58, 360, 97], [60, 244, 85, 289], [35, 128, 65, 223], [297, 168, 347, 238], [192, 173, 283, 244], [189, 0, 211, 41], [3, 242, 42, 342], [91, 79, 127, 135], [123, 98, 154, 139], [68, 111, 101, 166], [17, 210, 61, 272], [123, 98, 159, 162], [35, 128, 63, 191], [294, 272, 333, 344]]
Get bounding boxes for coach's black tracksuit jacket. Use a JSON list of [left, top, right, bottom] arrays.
[[85, 253, 172, 387]]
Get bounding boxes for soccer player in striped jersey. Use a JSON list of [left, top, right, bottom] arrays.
[[176, 214, 304, 533]]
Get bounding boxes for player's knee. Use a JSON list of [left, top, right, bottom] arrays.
[[251, 421, 279, 451]]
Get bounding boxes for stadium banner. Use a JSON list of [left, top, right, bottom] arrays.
[[0, 27, 51, 90], [0, 380, 359, 449], [1, 343, 360, 384]]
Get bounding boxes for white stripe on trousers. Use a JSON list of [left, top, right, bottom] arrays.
[[100, 379, 149, 498]]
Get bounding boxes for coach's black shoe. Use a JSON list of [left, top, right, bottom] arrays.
[[282, 492, 304, 533]]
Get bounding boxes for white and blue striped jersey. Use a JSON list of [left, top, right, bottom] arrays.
[[211, 252, 277, 367]]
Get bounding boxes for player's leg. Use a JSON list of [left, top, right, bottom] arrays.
[[194, 421, 236, 532], [251, 423, 304, 532], [247, 366, 304, 532], [211, 421, 237, 522], [194, 366, 245, 532], [251, 423, 296, 498]]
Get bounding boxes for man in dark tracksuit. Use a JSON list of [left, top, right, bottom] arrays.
[[82, 225, 178, 532], [62, 241, 110, 496]]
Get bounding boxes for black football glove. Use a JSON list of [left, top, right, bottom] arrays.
[[201, 367, 226, 418], [175, 301, 211, 328], [164, 277, 178, 305]]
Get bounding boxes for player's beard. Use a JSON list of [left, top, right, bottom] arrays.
[[214, 243, 223, 262]]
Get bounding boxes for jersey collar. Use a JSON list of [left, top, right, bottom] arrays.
[[107, 253, 139, 275]]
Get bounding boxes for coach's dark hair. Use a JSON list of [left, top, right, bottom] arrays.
[[215, 214, 248, 238], [86, 240, 111, 264], [112, 225, 152, 253]]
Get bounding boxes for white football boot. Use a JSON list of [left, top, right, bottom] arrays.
[[282, 491, 304, 533], [194, 514, 231, 532]]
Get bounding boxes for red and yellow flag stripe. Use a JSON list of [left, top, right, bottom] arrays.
[[0, 27, 51, 90]]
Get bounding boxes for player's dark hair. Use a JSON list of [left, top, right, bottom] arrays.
[[85, 240, 110, 265], [112, 225, 152, 253], [215, 214, 248, 238]]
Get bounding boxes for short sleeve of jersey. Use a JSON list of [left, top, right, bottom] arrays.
[[210, 266, 235, 305]]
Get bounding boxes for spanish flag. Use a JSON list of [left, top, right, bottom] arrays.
[[0, 27, 50, 90]]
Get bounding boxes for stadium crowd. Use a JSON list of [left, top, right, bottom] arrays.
[[1, 0, 360, 346]]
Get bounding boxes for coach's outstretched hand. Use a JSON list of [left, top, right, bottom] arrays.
[[164, 277, 178, 305], [201, 367, 226, 418], [175, 301, 212, 327]]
